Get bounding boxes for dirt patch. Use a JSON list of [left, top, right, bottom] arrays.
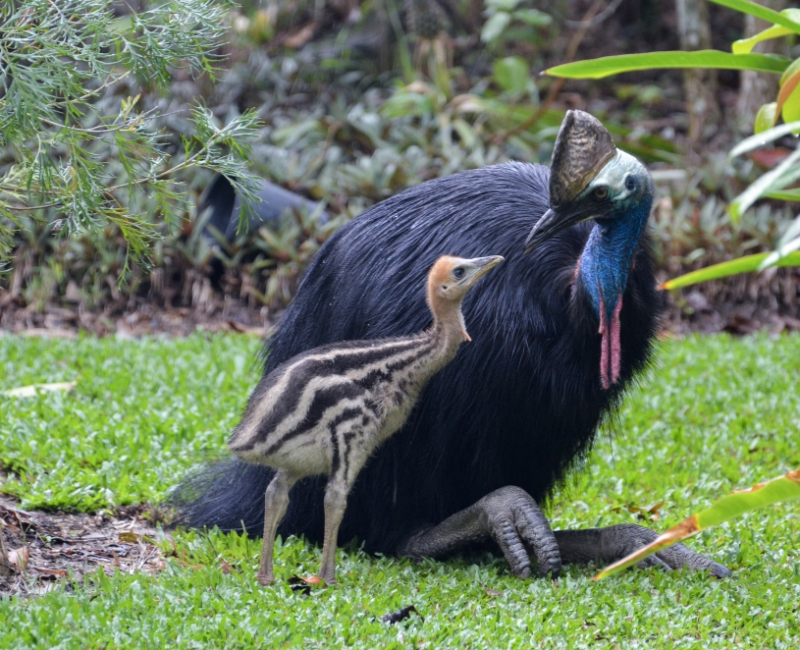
[[0, 496, 168, 599]]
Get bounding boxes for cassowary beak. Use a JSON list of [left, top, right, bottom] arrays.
[[523, 206, 591, 254], [525, 109, 618, 255]]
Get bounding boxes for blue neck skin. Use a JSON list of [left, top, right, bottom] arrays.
[[578, 197, 652, 323]]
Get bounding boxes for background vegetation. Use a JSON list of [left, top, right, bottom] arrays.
[[2, 0, 798, 331]]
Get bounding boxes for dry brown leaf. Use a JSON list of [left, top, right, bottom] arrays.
[[3, 381, 77, 398], [218, 557, 239, 575], [284, 23, 316, 48], [37, 567, 68, 578], [226, 321, 267, 336], [118, 531, 155, 545], [287, 574, 325, 594], [9, 547, 29, 572]]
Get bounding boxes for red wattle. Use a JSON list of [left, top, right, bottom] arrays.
[[597, 289, 623, 390], [598, 289, 610, 390], [610, 295, 623, 385]]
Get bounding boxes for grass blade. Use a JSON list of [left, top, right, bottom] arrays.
[[593, 469, 800, 581], [545, 51, 790, 80]]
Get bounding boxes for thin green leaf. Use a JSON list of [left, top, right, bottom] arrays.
[[733, 25, 794, 54], [710, 0, 800, 35], [660, 251, 800, 289], [758, 236, 800, 269], [730, 147, 800, 221], [764, 188, 800, 201], [546, 51, 789, 80], [731, 120, 800, 158], [593, 469, 800, 581]]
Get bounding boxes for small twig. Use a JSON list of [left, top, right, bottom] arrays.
[[39, 107, 188, 136], [49, 71, 133, 109], [493, 0, 604, 144], [566, 0, 624, 29]]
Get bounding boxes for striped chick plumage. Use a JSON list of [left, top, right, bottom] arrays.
[[228, 254, 503, 586]]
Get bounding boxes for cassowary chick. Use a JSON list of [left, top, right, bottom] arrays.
[[228, 254, 504, 585]]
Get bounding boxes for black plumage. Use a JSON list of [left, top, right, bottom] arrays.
[[172, 161, 663, 556]]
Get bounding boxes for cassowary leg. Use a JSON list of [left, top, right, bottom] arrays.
[[257, 469, 297, 586], [554, 525, 731, 578], [318, 478, 350, 585], [398, 486, 561, 578]]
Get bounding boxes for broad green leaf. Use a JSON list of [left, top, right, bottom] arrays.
[[781, 83, 800, 123], [660, 251, 800, 289], [754, 102, 779, 133], [733, 25, 794, 54], [778, 60, 800, 123], [481, 12, 511, 44], [779, 57, 800, 86], [730, 147, 800, 221], [515, 9, 552, 27], [485, 0, 520, 11], [710, 0, 800, 35], [493, 56, 531, 93], [546, 51, 789, 80], [593, 469, 800, 581]]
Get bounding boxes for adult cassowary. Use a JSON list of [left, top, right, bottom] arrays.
[[172, 111, 729, 579]]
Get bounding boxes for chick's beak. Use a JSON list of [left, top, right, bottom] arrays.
[[467, 255, 504, 282]]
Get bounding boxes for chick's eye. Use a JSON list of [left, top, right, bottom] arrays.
[[593, 186, 608, 200], [453, 267, 465, 279], [625, 176, 637, 191]]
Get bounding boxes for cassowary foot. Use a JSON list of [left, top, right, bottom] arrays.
[[398, 486, 561, 579], [318, 574, 336, 586], [554, 524, 731, 578], [257, 571, 275, 586]]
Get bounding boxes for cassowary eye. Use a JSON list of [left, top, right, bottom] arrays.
[[593, 186, 608, 200], [453, 268, 465, 279], [625, 176, 637, 191]]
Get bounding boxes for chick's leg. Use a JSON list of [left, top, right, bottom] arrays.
[[257, 469, 297, 586], [318, 476, 351, 585]]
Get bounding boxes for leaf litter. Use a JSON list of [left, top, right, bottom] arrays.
[[0, 496, 167, 598]]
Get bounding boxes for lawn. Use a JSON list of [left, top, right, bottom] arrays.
[[0, 332, 798, 648]]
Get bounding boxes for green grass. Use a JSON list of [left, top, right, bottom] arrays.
[[1, 333, 799, 648]]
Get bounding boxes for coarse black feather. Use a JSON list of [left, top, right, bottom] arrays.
[[170, 161, 663, 554]]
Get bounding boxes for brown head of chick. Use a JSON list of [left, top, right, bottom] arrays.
[[227, 254, 503, 586]]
